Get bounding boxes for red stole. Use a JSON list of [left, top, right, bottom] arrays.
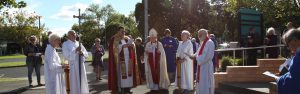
[[108, 37, 117, 93], [148, 42, 161, 84], [197, 37, 209, 83], [119, 42, 134, 79]]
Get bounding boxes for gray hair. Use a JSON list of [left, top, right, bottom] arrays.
[[48, 34, 60, 43], [95, 38, 101, 42], [198, 29, 208, 35], [181, 30, 190, 37], [68, 30, 76, 36], [267, 27, 276, 35], [282, 29, 300, 44]]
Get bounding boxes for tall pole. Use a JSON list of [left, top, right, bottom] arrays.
[[73, 9, 82, 93], [144, 0, 148, 41], [38, 16, 41, 29], [38, 16, 42, 45]]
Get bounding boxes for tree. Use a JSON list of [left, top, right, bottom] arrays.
[[0, 9, 43, 47], [0, 0, 26, 9], [71, 4, 139, 49]]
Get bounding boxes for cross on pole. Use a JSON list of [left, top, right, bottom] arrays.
[[73, 8, 83, 93], [73, 9, 83, 33]]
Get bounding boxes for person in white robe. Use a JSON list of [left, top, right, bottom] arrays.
[[44, 34, 67, 94], [144, 28, 170, 91], [175, 30, 194, 92], [62, 30, 89, 94], [191, 29, 215, 94]]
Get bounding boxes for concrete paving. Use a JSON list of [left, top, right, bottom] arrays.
[[0, 62, 184, 94]]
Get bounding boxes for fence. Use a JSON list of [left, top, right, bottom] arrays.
[[215, 44, 286, 65]]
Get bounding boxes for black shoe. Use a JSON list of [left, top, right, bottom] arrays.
[[37, 83, 44, 86], [29, 85, 33, 88]]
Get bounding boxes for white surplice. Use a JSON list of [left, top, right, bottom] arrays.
[[118, 39, 133, 88], [62, 39, 89, 94], [144, 42, 170, 90], [175, 40, 194, 90], [195, 39, 215, 94], [44, 45, 66, 94]]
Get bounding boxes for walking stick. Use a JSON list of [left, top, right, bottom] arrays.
[[176, 57, 181, 94]]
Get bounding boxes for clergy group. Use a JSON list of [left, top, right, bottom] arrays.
[[108, 26, 215, 94], [42, 26, 217, 94]]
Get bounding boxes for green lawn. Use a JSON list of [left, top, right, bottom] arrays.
[[0, 54, 25, 60], [0, 62, 26, 68], [0, 78, 26, 82]]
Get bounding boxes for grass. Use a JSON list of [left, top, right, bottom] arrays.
[[86, 51, 109, 62], [0, 78, 26, 82], [0, 62, 26, 68], [0, 54, 25, 60]]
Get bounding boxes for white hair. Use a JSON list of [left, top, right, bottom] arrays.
[[181, 30, 190, 36], [48, 34, 60, 43], [198, 29, 208, 35], [68, 30, 76, 36], [267, 27, 276, 35]]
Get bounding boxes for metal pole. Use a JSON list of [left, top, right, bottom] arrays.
[[144, 0, 148, 41], [38, 16, 41, 29], [73, 9, 82, 93]]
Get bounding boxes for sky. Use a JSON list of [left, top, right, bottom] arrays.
[[16, 0, 141, 36]]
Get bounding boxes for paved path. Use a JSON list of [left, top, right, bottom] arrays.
[[0, 62, 184, 94]]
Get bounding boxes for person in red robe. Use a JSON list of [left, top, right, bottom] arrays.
[[108, 26, 141, 94]]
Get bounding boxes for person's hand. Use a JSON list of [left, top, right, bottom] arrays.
[[189, 54, 196, 59], [178, 59, 184, 64], [28, 53, 35, 56], [62, 64, 69, 69], [164, 44, 168, 47], [156, 50, 161, 54], [168, 45, 173, 48], [76, 47, 81, 52]]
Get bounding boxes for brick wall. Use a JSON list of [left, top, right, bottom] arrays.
[[214, 59, 285, 88]]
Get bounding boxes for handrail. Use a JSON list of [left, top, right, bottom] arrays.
[[214, 44, 286, 66], [215, 44, 285, 52]]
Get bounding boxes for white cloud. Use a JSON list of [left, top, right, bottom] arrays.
[[50, 3, 88, 21], [92, 0, 102, 4], [50, 27, 70, 37]]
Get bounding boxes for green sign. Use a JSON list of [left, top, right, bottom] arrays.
[[239, 8, 263, 46]]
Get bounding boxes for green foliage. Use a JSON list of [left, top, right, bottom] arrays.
[[0, 0, 26, 9], [0, 62, 25, 68], [71, 4, 139, 49], [0, 9, 43, 47], [0, 54, 25, 60], [220, 56, 243, 71], [135, 0, 300, 41]]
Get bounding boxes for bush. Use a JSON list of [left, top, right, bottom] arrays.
[[221, 56, 232, 71], [220, 56, 243, 71]]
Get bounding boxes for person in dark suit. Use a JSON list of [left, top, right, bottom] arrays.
[[265, 27, 279, 58]]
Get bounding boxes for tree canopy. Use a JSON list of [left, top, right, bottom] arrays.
[[134, 0, 300, 41], [71, 4, 139, 49]]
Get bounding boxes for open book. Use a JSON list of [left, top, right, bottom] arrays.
[[263, 71, 279, 81]]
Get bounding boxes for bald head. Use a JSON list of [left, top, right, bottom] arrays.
[[68, 30, 77, 42]]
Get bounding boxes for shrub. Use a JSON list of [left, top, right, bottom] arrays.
[[220, 56, 243, 71]]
